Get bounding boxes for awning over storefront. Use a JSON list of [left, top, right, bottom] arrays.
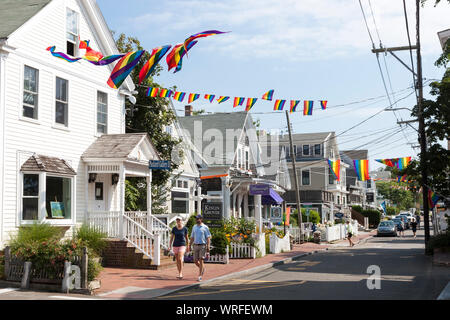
[[250, 184, 284, 205]]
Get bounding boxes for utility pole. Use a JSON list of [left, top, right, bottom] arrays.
[[285, 111, 303, 242], [416, 0, 430, 243]]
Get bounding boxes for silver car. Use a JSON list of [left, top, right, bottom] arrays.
[[377, 221, 398, 237]]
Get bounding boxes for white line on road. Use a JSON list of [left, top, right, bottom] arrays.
[[0, 288, 19, 295]]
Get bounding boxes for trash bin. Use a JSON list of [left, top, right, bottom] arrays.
[[313, 231, 321, 244]]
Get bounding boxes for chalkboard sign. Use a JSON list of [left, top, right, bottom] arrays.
[[50, 202, 65, 219], [202, 203, 223, 221]]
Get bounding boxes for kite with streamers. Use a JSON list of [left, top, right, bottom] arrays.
[[188, 93, 200, 103], [173, 92, 186, 102], [262, 90, 275, 101], [217, 96, 230, 104], [353, 160, 370, 181], [328, 160, 341, 181], [139, 45, 172, 84], [246, 98, 258, 112], [304, 101, 314, 116], [428, 189, 440, 209], [205, 94, 215, 103], [234, 97, 245, 108], [47, 46, 82, 63], [274, 100, 286, 111], [107, 50, 145, 89], [290, 100, 300, 113]]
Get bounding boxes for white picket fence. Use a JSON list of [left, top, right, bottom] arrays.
[[230, 243, 256, 259]]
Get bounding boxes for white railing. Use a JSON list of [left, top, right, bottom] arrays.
[[230, 243, 256, 259], [123, 214, 153, 259], [125, 211, 171, 250], [86, 211, 121, 238]]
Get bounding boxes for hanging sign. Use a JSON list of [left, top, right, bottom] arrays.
[[149, 160, 171, 170]]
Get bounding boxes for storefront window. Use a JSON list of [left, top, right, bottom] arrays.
[[46, 176, 72, 219]]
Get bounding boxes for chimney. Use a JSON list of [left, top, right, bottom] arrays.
[[185, 105, 193, 117]]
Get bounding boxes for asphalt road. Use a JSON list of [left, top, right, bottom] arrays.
[[158, 229, 450, 300]]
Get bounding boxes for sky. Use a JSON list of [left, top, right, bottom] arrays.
[[97, 0, 449, 171]]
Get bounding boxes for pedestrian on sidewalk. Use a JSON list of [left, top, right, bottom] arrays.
[[397, 220, 405, 237], [169, 217, 189, 280], [410, 218, 418, 238], [346, 221, 355, 247], [189, 215, 211, 282]]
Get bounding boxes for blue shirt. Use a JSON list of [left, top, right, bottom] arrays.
[[191, 224, 211, 245], [172, 227, 188, 247]]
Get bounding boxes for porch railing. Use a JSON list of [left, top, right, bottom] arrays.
[[123, 214, 153, 259], [124, 211, 171, 250], [86, 211, 121, 238]]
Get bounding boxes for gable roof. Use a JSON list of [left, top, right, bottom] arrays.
[[341, 150, 369, 161], [0, 0, 51, 39], [82, 133, 156, 159], [21, 154, 77, 175]]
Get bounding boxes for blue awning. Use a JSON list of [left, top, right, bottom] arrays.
[[262, 188, 284, 205]]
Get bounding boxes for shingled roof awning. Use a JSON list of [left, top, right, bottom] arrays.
[[21, 154, 77, 176]]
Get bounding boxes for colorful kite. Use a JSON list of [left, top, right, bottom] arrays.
[[320, 101, 328, 110], [173, 92, 186, 102], [147, 87, 159, 98], [274, 100, 286, 111], [188, 93, 200, 103], [205, 94, 216, 103], [262, 90, 275, 101], [245, 98, 258, 112], [290, 100, 300, 113], [304, 101, 314, 116], [47, 46, 82, 63], [328, 160, 341, 181], [107, 50, 145, 89], [139, 45, 172, 84], [353, 160, 370, 181], [428, 189, 440, 209], [217, 96, 230, 104], [233, 97, 245, 108]]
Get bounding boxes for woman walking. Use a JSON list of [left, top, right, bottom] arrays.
[[169, 217, 189, 279], [346, 221, 355, 247]]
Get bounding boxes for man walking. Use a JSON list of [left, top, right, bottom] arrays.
[[190, 215, 211, 282]]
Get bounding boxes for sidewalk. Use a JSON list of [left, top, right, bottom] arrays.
[[95, 231, 374, 299]]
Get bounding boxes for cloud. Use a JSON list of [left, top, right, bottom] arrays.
[[129, 0, 450, 61]]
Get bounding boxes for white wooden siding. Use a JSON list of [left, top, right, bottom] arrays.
[[1, 0, 127, 243]]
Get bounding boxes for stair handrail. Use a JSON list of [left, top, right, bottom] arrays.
[[122, 214, 154, 259]]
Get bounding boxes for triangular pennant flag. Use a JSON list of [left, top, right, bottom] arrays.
[[233, 97, 245, 108], [290, 100, 300, 113], [274, 100, 286, 111], [303, 101, 314, 116], [188, 93, 200, 103], [262, 90, 275, 101], [245, 98, 258, 112]]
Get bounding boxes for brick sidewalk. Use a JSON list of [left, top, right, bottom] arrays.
[[95, 231, 374, 299]]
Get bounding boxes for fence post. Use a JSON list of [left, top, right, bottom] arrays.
[[62, 261, 72, 293], [81, 247, 88, 289], [153, 234, 161, 266], [4, 246, 10, 279], [21, 262, 32, 289]]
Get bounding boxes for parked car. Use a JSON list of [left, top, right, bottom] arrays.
[[377, 221, 397, 237]]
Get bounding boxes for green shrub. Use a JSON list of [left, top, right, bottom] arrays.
[[351, 205, 363, 213], [386, 206, 399, 216], [74, 224, 107, 257], [9, 223, 63, 249], [361, 209, 382, 226], [426, 232, 450, 255], [88, 258, 103, 282], [210, 230, 228, 255], [291, 209, 320, 226]]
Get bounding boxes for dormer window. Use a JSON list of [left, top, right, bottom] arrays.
[[66, 8, 79, 57]]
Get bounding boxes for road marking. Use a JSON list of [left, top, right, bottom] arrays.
[[49, 296, 98, 300], [0, 288, 19, 295]]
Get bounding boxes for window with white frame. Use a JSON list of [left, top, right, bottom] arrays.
[[171, 191, 189, 214], [301, 169, 310, 186], [314, 144, 321, 156], [55, 77, 68, 126], [303, 145, 310, 156], [23, 66, 39, 119], [66, 8, 79, 57], [97, 91, 108, 134], [22, 174, 39, 221]]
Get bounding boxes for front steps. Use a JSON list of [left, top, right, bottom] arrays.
[[102, 239, 175, 270]]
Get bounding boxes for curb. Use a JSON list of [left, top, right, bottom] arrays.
[[156, 248, 329, 298], [437, 281, 450, 300]]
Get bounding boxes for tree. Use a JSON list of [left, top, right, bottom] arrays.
[[404, 38, 450, 198], [376, 181, 416, 210]]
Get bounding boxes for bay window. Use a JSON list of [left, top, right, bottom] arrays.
[[22, 174, 39, 221]]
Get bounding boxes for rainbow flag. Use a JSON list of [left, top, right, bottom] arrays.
[[79, 39, 90, 50], [166, 41, 198, 73], [397, 175, 408, 183], [88, 55, 125, 66], [320, 101, 328, 110], [159, 89, 172, 98], [290, 100, 300, 113], [78, 39, 125, 66], [274, 100, 286, 111], [353, 160, 370, 181], [217, 96, 230, 104], [396, 157, 412, 170], [245, 98, 258, 112], [304, 101, 314, 116], [107, 50, 145, 89], [233, 97, 245, 108], [146, 87, 159, 98], [173, 92, 186, 102], [262, 90, 275, 101], [205, 94, 216, 103], [428, 189, 440, 209], [47, 46, 82, 63], [139, 45, 172, 84], [188, 93, 200, 103], [328, 160, 341, 181], [184, 30, 228, 50], [376, 159, 398, 168]]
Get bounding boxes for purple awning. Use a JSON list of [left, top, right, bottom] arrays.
[[262, 188, 284, 205]]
